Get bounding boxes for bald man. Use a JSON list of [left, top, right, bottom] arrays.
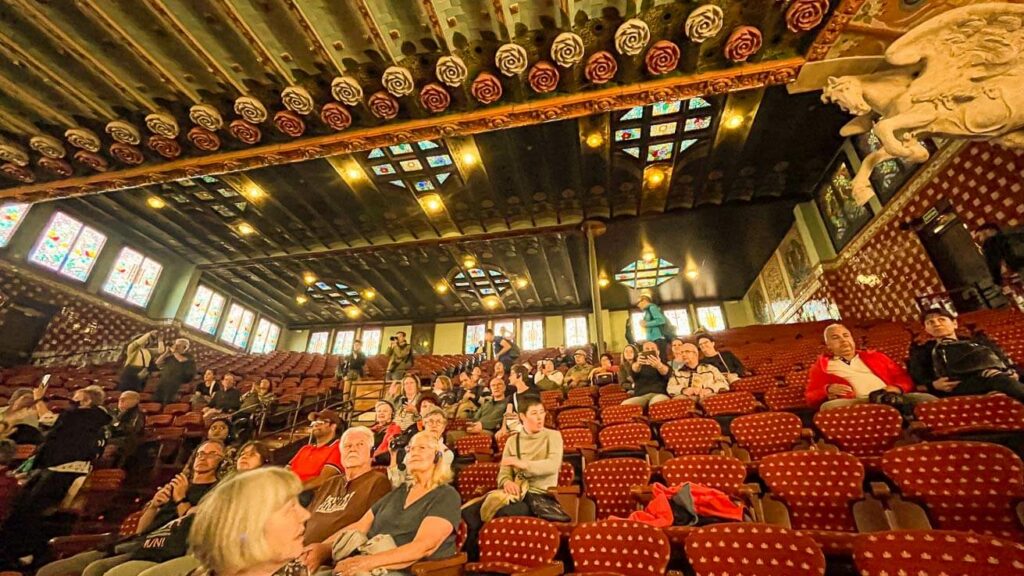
[[806, 324, 936, 410]]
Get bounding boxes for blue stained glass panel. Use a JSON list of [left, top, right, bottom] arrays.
[[103, 247, 144, 299], [389, 143, 414, 155], [334, 283, 350, 290], [646, 143, 674, 162], [126, 258, 162, 307], [417, 140, 440, 150], [468, 268, 485, 278], [200, 293, 225, 335], [0, 203, 30, 248], [367, 148, 385, 159], [315, 281, 331, 290], [684, 116, 712, 132], [652, 101, 681, 116], [688, 97, 711, 110], [614, 128, 641, 142], [619, 107, 643, 121], [414, 180, 434, 191], [31, 212, 83, 271], [60, 226, 106, 282], [427, 155, 452, 168], [372, 164, 396, 176], [623, 147, 640, 159], [679, 139, 698, 153], [436, 172, 451, 184]]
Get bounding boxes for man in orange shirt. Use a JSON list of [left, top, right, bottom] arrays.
[[289, 409, 343, 491]]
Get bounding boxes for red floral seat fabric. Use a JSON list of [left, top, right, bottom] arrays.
[[702, 391, 759, 417], [813, 403, 902, 469], [854, 530, 1024, 576], [660, 455, 746, 495], [559, 408, 597, 429], [685, 523, 825, 576], [660, 418, 722, 456], [601, 404, 642, 425], [456, 462, 500, 500], [764, 385, 810, 412], [561, 427, 596, 452], [729, 374, 778, 396], [466, 516, 561, 574], [647, 397, 696, 423], [598, 423, 652, 452], [583, 458, 650, 519], [455, 433, 494, 456], [913, 394, 1024, 437], [730, 411, 803, 461], [569, 520, 670, 576]]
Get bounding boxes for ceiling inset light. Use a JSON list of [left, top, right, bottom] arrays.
[[585, 133, 604, 148], [361, 288, 376, 300], [685, 269, 700, 280], [345, 167, 361, 179], [724, 114, 745, 129], [345, 306, 361, 318], [236, 222, 256, 236], [302, 272, 318, 286], [419, 193, 445, 215], [434, 281, 449, 294], [598, 275, 610, 288], [242, 183, 265, 200], [296, 294, 309, 305], [647, 168, 665, 186], [461, 152, 477, 166], [641, 250, 656, 264], [483, 295, 501, 309], [462, 255, 477, 269], [146, 196, 166, 209], [514, 276, 529, 289]]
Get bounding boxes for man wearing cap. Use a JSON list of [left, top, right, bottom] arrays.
[[564, 350, 594, 388], [807, 323, 937, 410], [289, 409, 343, 490], [638, 294, 670, 358], [908, 307, 1024, 401]]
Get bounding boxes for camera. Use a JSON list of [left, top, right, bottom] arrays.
[[389, 336, 398, 342], [389, 433, 410, 452]]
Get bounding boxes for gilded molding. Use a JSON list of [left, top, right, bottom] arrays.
[[805, 0, 870, 61]]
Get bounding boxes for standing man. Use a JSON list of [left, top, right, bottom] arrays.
[[118, 331, 158, 392], [154, 338, 195, 405], [385, 332, 412, 382], [336, 339, 367, 398], [478, 329, 520, 372], [638, 294, 670, 359]]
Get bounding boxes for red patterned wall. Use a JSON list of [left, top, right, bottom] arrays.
[[822, 143, 1024, 322]]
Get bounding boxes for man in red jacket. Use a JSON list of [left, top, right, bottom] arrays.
[[806, 324, 937, 410]]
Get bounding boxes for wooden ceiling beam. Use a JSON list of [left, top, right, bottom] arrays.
[[91, 194, 229, 263]]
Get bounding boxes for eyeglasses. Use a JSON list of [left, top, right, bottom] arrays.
[[195, 451, 224, 459]]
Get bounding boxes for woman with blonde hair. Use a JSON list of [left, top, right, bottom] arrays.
[[188, 468, 309, 576], [325, 431, 461, 576]]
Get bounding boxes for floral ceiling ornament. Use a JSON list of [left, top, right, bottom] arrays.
[[724, 26, 763, 62], [528, 62, 560, 93], [102, 121, 140, 146], [187, 127, 221, 151], [320, 103, 352, 131], [684, 4, 725, 43], [145, 112, 179, 138], [585, 51, 618, 84], [228, 119, 261, 144], [419, 83, 451, 113], [234, 96, 268, 124], [471, 72, 503, 104], [495, 43, 528, 76], [551, 32, 585, 67], [273, 110, 306, 137], [29, 136, 65, 159], [189, 104, 223, 131], [109, 143, 144, 165], [367, 91, 400, 119], [73, 150, 109, 172], [64, 128, 102, 152], [0, 163, 34, 182], [0, 142, 29, 166], [282, 86, 316, 115], [382, 66, 415, 97], [147, 135, 182, 159], [786, 0, 830, 33], [615, 19, 651, 56], [645, 40, 681, 75], [38, 157, 72, 176], [435, 55, 468, 87], [331, 76, 364, 106]]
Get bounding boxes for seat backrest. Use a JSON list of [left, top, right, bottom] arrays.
[[560, 427, 595, 450], [760, 451, 864, 532], [660, 418, 722, 456], [601, 404, 641, 424], [702, 391, 759, 417], [647, 397, 695, 423], [454, 434, 494, 456], [914, 394, 1024, 436], [558, 462, 575, 486], [570, 520, 671, 576], [853, 530, 1024, 576], [813, 404, 902, 459], [660, 455, 746, 495], [598, 423, 651, 450], [685, 523, 825, 576], [730, 411, 802, 460], [479, 516, 560, 567], [455, 462, 500, 500], [583, 457, 651, 519], [729, 375, 777, 395], [558, 407, 596, 429], [882, 441, 1024, 538], [764, 385, 809, 412]]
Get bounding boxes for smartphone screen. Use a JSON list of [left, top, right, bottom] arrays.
[[40, 374, 51, 388]]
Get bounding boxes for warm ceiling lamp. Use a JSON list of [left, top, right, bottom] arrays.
[[462, 255, 477, 269], [361, 288, 376, 300], [236, 222, 256, 236], [242, 183, 265, 200], [461, 152, 478, 166], [598, 274, 610, 288], [434, 281, 449, 294], [302, 272, 318, 286], [585, 133, 604, 149], [647, 168, 665, 186], [295, 294, 309, 305], [685, 269, 700, 280], [345, 167, 361, 180], [724, 114, 745, 129], [146, 196, 166, 209], [514, 276, 529, 289], [345, 306, 361, 319], [418, 193, 445, 215], [641, 250, 656, 264], [483, 295, 501, 309]]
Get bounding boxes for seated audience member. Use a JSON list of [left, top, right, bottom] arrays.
[[299, 427, 393, 573], [387, 375, 422, 431], [564, 350, 594, 388], [240, 378, 276, 415], [0, 387, 46, 444], [34, 440, 225, 576], [202, 373, 242, 420], [235, 440, 273, 472], [430, 376, 459, 411], [323, 432, 461, 576], [108, 390, 146, 468], [191, 369, 221, 410], [497, 364, 540, 443], [491, 361, 507, 382], [618, 345, 639, 392], [588, 353, 618, 386], [453, 367, 489, 419], [807, 324, 937, 410], [389, 408, 454, 487], [155, 338, 196, 405], [908, 307, 1024, 401], [119, 330, 158, 392], [289, 409, 342, 490], [533, 360, 565, 391], [696, 333, 746, 380], [666, 341, 730, 400], [463, 397, 562, 561], [0, 384, 111, 566], [622, 341, 670, 408], [188, 468, 310, 576], [416, 392, 441, 417], [448, 378, 509, 444], [371, 401, 402, 463], [554, 345, 572, 368]]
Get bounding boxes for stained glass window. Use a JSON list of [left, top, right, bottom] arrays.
[[613, 98, 715, 166], [684, 116, 712, 132], [679, 139, 698, 153], [361, 328, 382, 355], [650, 122, 677, 138], [664, 308, 692, 336], [307, 331, 330, 354], [695, 305, 726, 332], [185, 285, 227, 335], [614, 128, 641, 142], [250, 318, 281, 354], [389, 180, 406, 188], [418, 140, 440, 150], [372, 164, 396, 176], [426, 155, 452, 168], [389, 143, 414, 155], [521, 319, 544, 350], [564, 316, 588, 347], [29, 212, 107, 282], [0, 203, 30, 248], [220, 303, 246, 345], [620, 107, 643, 121], [464, 323, 486, 354], [332, 330, 356, 355], [493, 320, 515, 340], [437, 173, 451, 184], [234, 309, 255, 348], [623, 147, 640, 159], [399, 159, 423, 172], [647, 143, 674, 162], [414, 180, 435, 191], [103, 247, 163, 307], [688, 97, 711, 110], [652, 101, 681, 116], [363, 140, 459, 191], [616, 257, 679, 288], [368, 148, 385, 159]]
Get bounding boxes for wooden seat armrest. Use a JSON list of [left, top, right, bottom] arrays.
[[518, 562, 565, 576], [870, 482, 893, 500], [631, 485, 654, 505], [715, 435, 732, 445], [738, 483, 761, 497], [411, 553, 467, 576], [48, 532, 116, 558], [667, 571, 685, 576], [799, 428, 815, 440]]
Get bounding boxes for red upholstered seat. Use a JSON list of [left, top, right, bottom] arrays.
[[660, 418, 722, 456], [600, 404, 642, 425], [882, 441, 1024, 540], [540, 390, 563, 412], [685, 523, 825, 576], [145, 414, 174, 427], [569, 520, 671, 576], [561, 427, 596, 452], [730, 411, 804, 461], [854, 530, 1024, 576], [764, 385, 810, 412], [660, 455, 746, 495], [729, 375, 778, 396], [597, 423, 652, 454], [813, 404, 903, 470], [598, 391, 630, 408], [455, 462, 500, 500], [466, 516, 561, 575], [913, 394, 1024, 437], [702, 391, 759, 417], [583, 458, 650, 519], [647, 397, 695, 423], [558, 408, 597, 429], [454, 434, 493, 457]]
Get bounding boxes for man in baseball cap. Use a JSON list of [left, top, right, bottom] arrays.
[[288, 409, 343, 490]]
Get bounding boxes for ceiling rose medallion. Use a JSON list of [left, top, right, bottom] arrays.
[[38, 157, 73, 176], [614, 19, 651, 56], [368, 91, 400, 119], [724, 26, 763, 62], [382, 67, 415, 97], [145, 112, 179, 138], [495, 43, 528, 76], [0, 163, 34, 182], [234, 96, 268, 124], [73, 150, 109, 172], [104, 121, 141, 145], [320, 103, 352, 130], [147, 135, 182, 159], [187, 127, 221, 151], [0, 143, 29, 166], [419, 83, 451, 113], [470, 73, 503, 104], [786, 0, 830, 32], [435, 55, 468, 87], [550, 32, 584, 67], [645, 40, 681, 75], [228, 120, 261, 144], [585, 51, 618, 84], [684, 5, 724, 43], [64, 128, 102, 152], [331, 76, 364, 106], [189, 104, 224, 131], [282, 86, 316, 114], [109, 143, 145, 165], [273, 110, 306, 137], [527, 62, 560, 93]]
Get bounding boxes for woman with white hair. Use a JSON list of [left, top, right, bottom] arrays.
[[188, 468, 310, 576], [330, 431, 461, 576]]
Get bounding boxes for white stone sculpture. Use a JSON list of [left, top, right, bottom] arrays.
[[821, 3, 1024, 205]]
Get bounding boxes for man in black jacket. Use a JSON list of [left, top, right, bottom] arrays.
[[109, 390, 145, 469], [907, 307, 1024, 401]]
